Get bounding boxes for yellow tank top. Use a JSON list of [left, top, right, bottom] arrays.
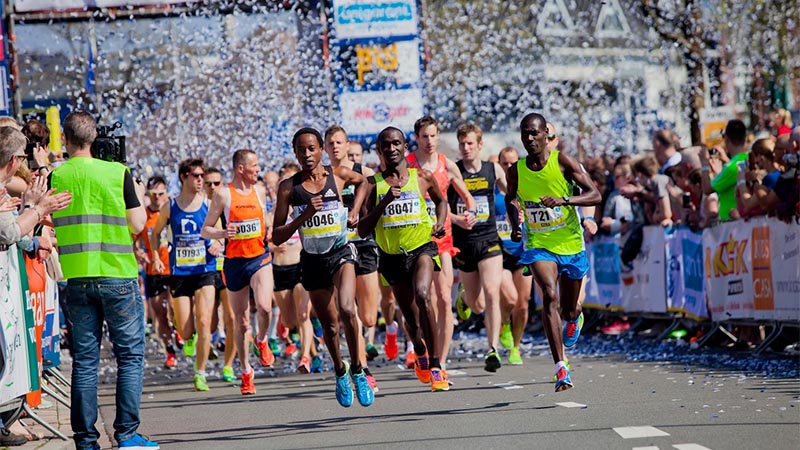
[[374, 169, 432, 255]]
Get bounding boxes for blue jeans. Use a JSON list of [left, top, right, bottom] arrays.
[[66, 277, 145, 449]]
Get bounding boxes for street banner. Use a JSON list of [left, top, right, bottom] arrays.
[[666, 227, 708, 320], [765, 218, 799, 322], [622, 226, 667, 313], [14, 0, 196, 12], [0, 247, 39, 404], [42, 274, 60, 368], [24, 255, 47, 407], [0, 2, 12, 116], [702, 219, 754, 320], [587, 235, 624, 310]]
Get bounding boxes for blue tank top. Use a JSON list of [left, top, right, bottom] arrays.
[[169, 199, 217, 276], [495, 187, 523, 257]]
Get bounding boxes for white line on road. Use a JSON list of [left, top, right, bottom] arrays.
[[673, 444, 712, 450], [494, 383, 523, 390], [632, 447, 660, 450], [613, 426, 671, 439], [556, 402, 587, 408]]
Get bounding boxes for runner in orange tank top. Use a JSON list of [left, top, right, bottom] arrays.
[[202, 149, 275, 395], [407, 116, 477, 374]]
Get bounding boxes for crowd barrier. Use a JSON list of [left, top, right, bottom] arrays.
[[583, 217, 800, 324]]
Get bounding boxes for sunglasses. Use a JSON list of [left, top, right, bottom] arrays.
[[186, 172, 205, 179], [205, 181, 222, 187], [149, 191, 166, 196], [547, 134, 557, 141], [14, 154, 26, 162]]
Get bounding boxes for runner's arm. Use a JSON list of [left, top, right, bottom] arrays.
[[270, 178, 310, 246], [447, 159, 476, 210], [504, 164, 523, 242], [149, 202, 170, 263], [422, 170, 447, 237], [201, 188, 229, 240], [357, 176, 386, 237], [551, 152, 601, 207], [336, 166, 367, 226], [494, 162, 508, 195]]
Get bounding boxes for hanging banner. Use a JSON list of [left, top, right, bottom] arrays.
[[24, 255, 47, 408], [766, 218, 799, 322], [589, 235, 624, 310], [666, 227, 708, 320], [0, 2, 12, 116], [14, 0, 196, 12], [42, 275, 60, 368], [0, 247, 39, 405], [702, 220, 755, 320], [621, 226, 667, 313]]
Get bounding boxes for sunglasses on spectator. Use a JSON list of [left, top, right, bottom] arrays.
[[205, 181, 222, 187]]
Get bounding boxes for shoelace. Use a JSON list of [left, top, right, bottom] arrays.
[[566, 322, 578, 337]]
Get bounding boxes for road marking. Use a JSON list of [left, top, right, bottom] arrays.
[[494, 383, 523, 390], [556, 402, 586, 408], [632, 447, 660, 450], [447, 370, 468, 376], [613, 426, 670, 439], [673, 445, 712, 450]]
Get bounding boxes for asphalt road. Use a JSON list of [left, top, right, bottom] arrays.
[[95, 338, 800, 450]]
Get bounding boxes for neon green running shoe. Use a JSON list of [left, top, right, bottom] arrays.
[[553, 359, 571, 382], [456, 284, 471, 321], [222, 366, 236, 383], [508, 346, 523, 365], [268, 338, 280, 355], [183, 334, 196, 357], [193, 373, 209, 392], [500, 322, 513, 349]]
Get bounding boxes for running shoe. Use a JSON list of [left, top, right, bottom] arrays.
[[335, 362, 354, 407], [405, 348, 416, 369], [414, 352, 431, 384], [554, 365, 573, 392], [268, 337, 281, 356], [553, 359, 571, 382], [311, 317, 323, 338], [222, 366, 236, 383], [118, 433, 159, 449], [174, 330, 184, 350], [484, 349, 501, 373], [508, 346, 523, 365], [600, 319, 631, 335], [563, 312, 584, 348], [193, 373, 209, 392], [365, 344, 379, 361], [385, 321, 399, 360], [240, 371, 256, 395], [455, 287, 471, 321], [365, 373, 379, 393], [500, 322, 513, 349], [164, 352, 177, 370], [311, 355, 324, 373], [255, 340, 275, 367], [208, 345, 219, 361], [351, 367, 375, 407], [430, 368, 450, 392], [297, 355, 311, 374], [284, 343, 298, 358], [183, 334, 196, 357]]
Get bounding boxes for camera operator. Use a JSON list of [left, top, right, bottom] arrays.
[[49, 112, 158, 450]]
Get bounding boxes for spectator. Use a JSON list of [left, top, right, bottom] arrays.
[[600, 163, 643, 235], [762, 126, 800, 221], [734, 151, 768, 219], [653, 129, 681, 173], [21, 118, 51, 175], [49, 111, 156, 450], [774, 134, 790, 170], [769, 108, 793, 137], [685, 168, 719, 230], [622, 156, 673, 227], [700, 119, 749, 221]]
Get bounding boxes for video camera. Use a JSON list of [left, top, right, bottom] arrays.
[[91, 122, 126, 164]]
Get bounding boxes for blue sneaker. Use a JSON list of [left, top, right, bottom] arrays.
[[311, 355, 324, 373], [350, 367, 375, 407], [118, 433, 159, 449], [335, 362, 353, 407], [554, 365, 573, 392], [563, 312, 584, 348], [311, 317, 323, 338]]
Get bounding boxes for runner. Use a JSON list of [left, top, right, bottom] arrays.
[[347, 140, 364, 164], [134, 176, 176, 369], [270, 162, 317, 374], [271, 127, 374, 407], [151, 159, 219, 391], [450, 123, 508, 372], [407, 116, 476, 370], [201, 149, 275, 395], [495, 147, 532, 365], [325, 126, 380, 391], [203, 167, 237, 382], [505, 113, 601, 392], [358, 126, 450, 392]]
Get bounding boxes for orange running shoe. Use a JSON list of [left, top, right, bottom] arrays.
[[256, 340, 275, 367], [164, 352, 177, 369], [414, 352, 431, 384], [430, 368, 450, 392], [297, 355, 311, 374], [285, 343, 298, 357], [405, 348, 416, 369], [240, 371, 256, 395]]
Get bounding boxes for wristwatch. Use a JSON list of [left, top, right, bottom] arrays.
[[561, 195, 570, 205]]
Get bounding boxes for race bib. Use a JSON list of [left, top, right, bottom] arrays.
[[298, 201, 344, 239], [230, 218, 261, 240], [381, 191, 421, 228], [456, 195, 490, 222], [176, 241, 206, 267], [524, 201, 566, 232], [496, 213, 512, 240], [425, 198, 437, 221]]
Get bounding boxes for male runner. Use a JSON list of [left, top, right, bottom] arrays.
[[358, 126, 450, 392], [151, 159, 219, 391], [272, 128, 374, 408], [325, 126, 380, 390], [451, 123, 508, 372], [202, 149, 275, 395], [347, 140, 364, 164], [506, 113, 601, 392], [407, 116, 475, 369], [134, 176, 176, 369], [203, 167, 237, 382]]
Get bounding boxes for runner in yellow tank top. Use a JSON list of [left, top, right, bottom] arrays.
[[357, 127, 452, 392], [505, 113, 601, 393]]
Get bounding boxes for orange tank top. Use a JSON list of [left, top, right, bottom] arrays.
[[225, 184, 266, 258], [141, 208, 170, 276]]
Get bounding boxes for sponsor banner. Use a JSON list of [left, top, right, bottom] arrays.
[[336, 38, 422, 92], [0, 2, 11, 116], [24, 255, 46, 407], [42, 275, 60, 368], [622, 226, 667, 313], [0, 247, 38, 404], [332, 0, 419, 40], [339, 88, 423, 137], [14, 0, 195, 12], [666, 227, 708, 320], [702, 220, 754, 320], [768, 218, 800, 321], [585, 235, 624, 310]]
